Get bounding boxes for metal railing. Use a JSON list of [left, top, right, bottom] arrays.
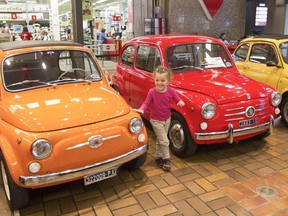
[[85, 39, 122, 66]]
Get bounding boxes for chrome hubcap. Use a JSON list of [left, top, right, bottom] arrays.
[[169, 122, 184, 149]]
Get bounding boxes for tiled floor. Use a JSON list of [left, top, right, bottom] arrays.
[[0, 121, 288, 216]]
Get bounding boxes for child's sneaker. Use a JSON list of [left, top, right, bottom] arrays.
[[162, 159, 171, 171], [155, 158, 164, 167]]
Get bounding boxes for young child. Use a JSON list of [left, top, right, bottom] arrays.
[[134, 66, 185, 171]]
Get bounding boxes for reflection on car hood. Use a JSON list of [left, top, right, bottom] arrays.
[[172, 70, 269, 104], [1, 84, 130, 132]]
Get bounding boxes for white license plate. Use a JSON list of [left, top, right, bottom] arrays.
[[84, 168, 117, 186], [239, 118, 258, 127]]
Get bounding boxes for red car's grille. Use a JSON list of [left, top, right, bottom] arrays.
[[223, 99, 269, 122]]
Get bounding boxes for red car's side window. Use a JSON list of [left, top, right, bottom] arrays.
[[135, 46, 161, 73], [121, 45, 135, 67]]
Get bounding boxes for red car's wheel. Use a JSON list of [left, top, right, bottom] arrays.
[[168, 112, 197, 157], [281, 96, 288, 127]]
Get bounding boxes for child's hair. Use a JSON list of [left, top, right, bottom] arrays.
[[153, 66, 174, 81]]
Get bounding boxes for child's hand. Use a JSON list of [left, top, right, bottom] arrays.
[[177, 100, 185, 107], [133, 108, 144, 114]]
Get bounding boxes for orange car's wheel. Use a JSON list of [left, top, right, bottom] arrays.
[[124, 152, 147, 170], [168, 111, 197, 158], [0, 152, 29, 210]]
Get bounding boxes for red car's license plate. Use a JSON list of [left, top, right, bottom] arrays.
[[239, 118, 258, 127], [84, 168, 117, 186]]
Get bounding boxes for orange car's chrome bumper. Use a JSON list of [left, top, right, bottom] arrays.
[[19, 144, 147, 187]]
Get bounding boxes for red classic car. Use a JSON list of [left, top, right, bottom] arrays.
[[111, 34, 281, 157]]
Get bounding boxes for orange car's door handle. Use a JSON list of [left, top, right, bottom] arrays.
[[243, 66, 249, 69]]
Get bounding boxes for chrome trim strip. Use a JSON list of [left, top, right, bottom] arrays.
[[66, 134, 121, 150], [19, 144, 147, 187], [194, 116, 280, 143], [224, 111, 246, 117], [226, 107, 244, 111], [225, 117, 244, 122]]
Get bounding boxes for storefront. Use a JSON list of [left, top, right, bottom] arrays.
[[0, 2, 50, 41], [57, 0, 131, 43]]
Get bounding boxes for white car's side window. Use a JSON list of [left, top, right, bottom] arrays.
[[249, 44, 277, 64], [234, 43, 249, 62]]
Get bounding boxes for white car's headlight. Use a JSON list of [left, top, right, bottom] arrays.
[[31, 139, 52, 159], [271, 92, 281, 106], [129, 117, 143, 134], [201, 102, 216, 119]]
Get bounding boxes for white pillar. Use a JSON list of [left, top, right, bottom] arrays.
[[50, 0, 61, 40]]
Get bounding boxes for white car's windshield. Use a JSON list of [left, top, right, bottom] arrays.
[[3, 50, 101, 91], [166, 43, 233, 73]]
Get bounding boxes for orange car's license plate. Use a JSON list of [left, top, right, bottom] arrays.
[[239, 118, 258, 127], [84, 168, 117, 186]]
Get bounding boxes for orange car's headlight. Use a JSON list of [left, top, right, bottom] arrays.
[[129, 117, 143, 134], [31, 139, 52, 159]]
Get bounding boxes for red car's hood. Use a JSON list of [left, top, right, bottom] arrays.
[[172, 70, 269, 104], [1, 84, 130, 132]]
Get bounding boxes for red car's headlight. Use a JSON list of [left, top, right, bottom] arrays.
[[271, 92, 281, 106]]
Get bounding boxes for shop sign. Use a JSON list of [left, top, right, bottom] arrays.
[[255, 4, 268, 26], [113, 15, 121, 21], [198, 0, 224, 20], [31, 15, 36, 21], [11, 12, 17, 19], [83, 0, 93, 21]]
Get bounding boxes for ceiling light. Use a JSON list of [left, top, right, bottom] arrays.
[[96, 0, 108, 3]]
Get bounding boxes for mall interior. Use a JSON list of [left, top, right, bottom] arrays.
[[0, 0, 288, 45], [1, 1, 288, 216]]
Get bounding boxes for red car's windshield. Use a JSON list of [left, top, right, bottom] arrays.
[[166, 43, 233, 73]]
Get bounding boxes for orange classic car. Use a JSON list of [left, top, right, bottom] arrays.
[[0, 41, 148, 210]]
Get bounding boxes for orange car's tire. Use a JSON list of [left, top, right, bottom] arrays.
[[168, 111, 197, 158], [124, 152, 147, 170], [280, 96, 288, 127], [0, 152, 29, 210]]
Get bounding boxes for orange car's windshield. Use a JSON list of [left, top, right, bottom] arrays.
[[2, 50, 102, 91]]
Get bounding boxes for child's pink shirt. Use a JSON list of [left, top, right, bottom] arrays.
[[140, 86, 181, 121]]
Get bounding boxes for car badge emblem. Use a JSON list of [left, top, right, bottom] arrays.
[[246, 93, 251, 100], [88, 135, 103, 148], [246, 106, 255, 118]]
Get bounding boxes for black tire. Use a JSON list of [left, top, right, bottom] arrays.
[[168, 112, 197, 158], [254, 130, 270, 140], [0, 152, 29, 210], [280, 96, 288, 127], [111, 85, 120, 94], [124, 152, 147, 170]]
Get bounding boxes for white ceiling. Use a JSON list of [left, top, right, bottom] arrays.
[[0, 0, 127, 18]]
